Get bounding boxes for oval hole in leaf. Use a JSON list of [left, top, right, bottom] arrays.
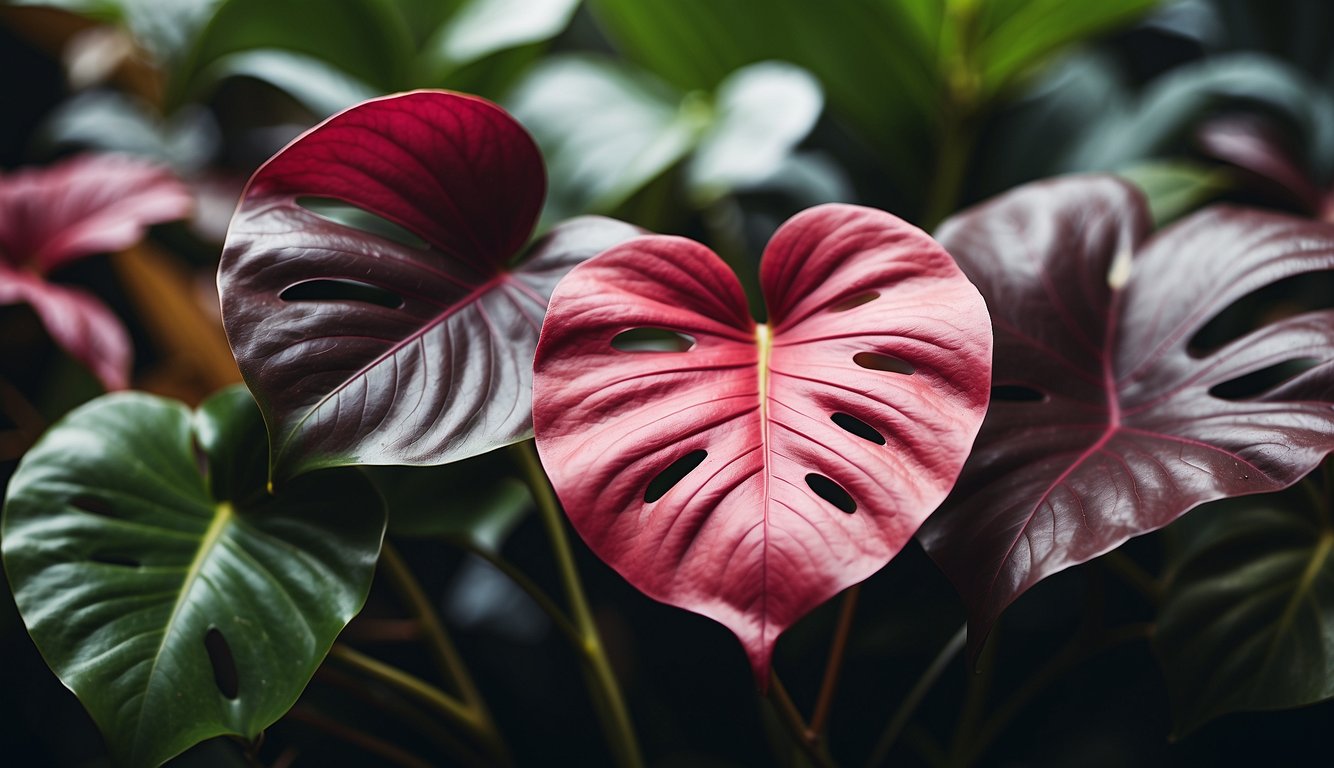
[[827, 291, 879, 312], [204, 627, 239, 700], [991, 384, 1046, 402], [613, 327, 697, 352], [280, 279, 403, 309], [644, 449, 708, 503], [805, 473, 856, 513], [296, 197, 429, 250], [69, 495, 115, 517], [89, 555, 140, 568], [853, 352, 915, 374], [1189, 270, 1334, 357], [830, 412, 886, 445], [1209, 358, 1320, 400]]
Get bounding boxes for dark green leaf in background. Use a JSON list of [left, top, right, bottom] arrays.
[[1156, 463, 1334, 736], [1, 387, 386, 766]]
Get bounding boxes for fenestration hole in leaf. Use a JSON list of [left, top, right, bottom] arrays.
[[1209, 358, 1320, 400], [89, 554, 140, 568], [69, 494, 115, 517], [644, 449, 708, 503], [805, 473, 856, 513], [853, 352, 915, 374], [831, 412, 886, 444], [827, 291, 879, 312], [991, 384, 1046, 402], [1188, 270, 1334, 357], [613, 327, 697, 352], [280, 279, 403, 309], [204, 627, 239, 700], [296, 196, 429, 249]]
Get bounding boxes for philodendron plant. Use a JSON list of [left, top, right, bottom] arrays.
[[5, 89, 1334, 767]]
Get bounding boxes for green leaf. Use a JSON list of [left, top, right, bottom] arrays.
[[587, 0, 940, 185], [507, 54, 701, 225], [1155, 470, 1334, 736], [1118, 161, 1233, 225], [686, 61, 824, 206], [2, 387, 385, 767], [170, 0, 412, 108], [368, 450, 531, 553], [417, 0, 580, 78], [971, 0, 1158, 97], [195, 49, 380, 118]]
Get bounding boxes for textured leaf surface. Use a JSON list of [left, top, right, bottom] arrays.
[[218, 91, 641, 480], [1, 387, 385, 767], [1156, 471, 1334, 735], [917, 176, 1334, 653], [533, 204, 992, 681]]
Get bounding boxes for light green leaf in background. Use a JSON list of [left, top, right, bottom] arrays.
[[1155, 464, 1334, 736], [2, 387, 385, 767], [420, 0, 581, 76], [1118, 160, 1233, 225]]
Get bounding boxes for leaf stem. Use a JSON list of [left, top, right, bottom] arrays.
[[865, 623, 966, 768], [286, 704, 437, 768], [451, 537, 584, 649], [328, 644, 480, 739], [945, 629, 996, 767], [1100, 549, 1162, 604], [767, 671, 838, 768], [955, 622, 1153, 767], [809, 585, 861, 740], [511, 440, 645, 768]]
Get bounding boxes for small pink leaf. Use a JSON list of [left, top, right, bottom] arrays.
[[0, 154, 192, 274], [917, 176, 1334, 657], [218, 91, 641, 479], [0, 268, 131, 390], [533, 204, 992, 683]]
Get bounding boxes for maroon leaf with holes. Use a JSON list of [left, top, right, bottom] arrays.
[[218, 91, 641, 480], [0, 154, 192, 389], [916, 175, 1334, 656], [532, 204, 992, 683]]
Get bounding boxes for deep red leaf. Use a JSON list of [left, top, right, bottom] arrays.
[[532, 204, 992, 683], [0, 154, 190, 390], [917, 176, 1334, 655], [1195, 114, 1323, 215], [0, 154, 192, 274], [218, 91, 641, 480]]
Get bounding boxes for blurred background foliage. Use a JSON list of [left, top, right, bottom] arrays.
[[3, 0, 1334, 765]]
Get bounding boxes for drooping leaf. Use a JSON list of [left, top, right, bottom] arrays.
[[1155, 468, 1334, 736], [1195, 113, 1324, 216], [0, 153, 192, 390], [218, 91, 641, 481], [1, 386, 385, 767], [532, 204, 992, 682], [917, 176, 1334, 655]]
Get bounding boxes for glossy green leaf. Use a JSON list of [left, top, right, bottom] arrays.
[[171, 0, 412, 107], [1156, 467, 1334, 736], [1118, 161, 1233, 225], [508, 54, 701, 224], [194, 49, 380, 118], [971, 0, 1158, 96], [419, 0, 580, 76], [1, 387, 386, 767]]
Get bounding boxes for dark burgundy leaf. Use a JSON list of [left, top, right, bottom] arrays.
[[1195, 114, 1323, 215], [0, 154, 191, 390], [533, 204, 992, 683], [218, 91, 640, 480], [917, 176, 1334, 655]]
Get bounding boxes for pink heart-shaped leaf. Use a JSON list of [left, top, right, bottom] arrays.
[[218, 91, 641, 480], [533, 204, 992, 683], [917, 176, 1334, 656]]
